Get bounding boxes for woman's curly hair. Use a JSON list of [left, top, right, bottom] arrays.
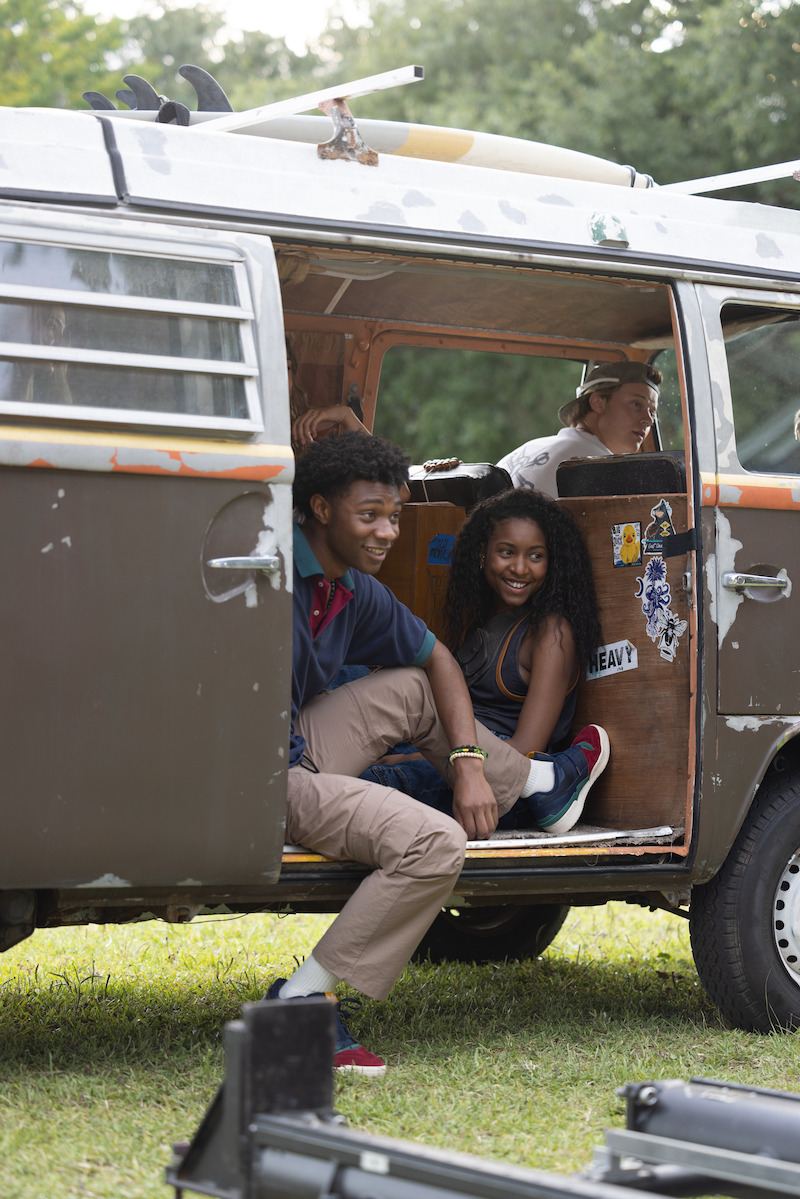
[[444, 488, 601, 664], [293, 431, 410, 518]]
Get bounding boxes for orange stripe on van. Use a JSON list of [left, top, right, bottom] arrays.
[[700, 471, 800, 511], [1, 425, 294, 482]]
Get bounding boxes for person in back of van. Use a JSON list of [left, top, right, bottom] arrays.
[[269, 430, 609, 1075], [360, 488, 605, 830], [497, 362, 661, 498], [291, 400, 368, 445]]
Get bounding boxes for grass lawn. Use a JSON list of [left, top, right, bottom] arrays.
[[3, 903, 800, 1197]]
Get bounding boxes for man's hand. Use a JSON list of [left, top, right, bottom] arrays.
[[450, 757, 498, 840], [422, 640, 499, 840], [292, 404, 367, 445]]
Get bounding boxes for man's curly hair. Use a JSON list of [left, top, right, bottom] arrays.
[[444, 488, 601, 665], [293, 430, 410, 518]]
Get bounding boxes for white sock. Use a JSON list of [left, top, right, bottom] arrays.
[[520, 756, 556, 798], [279, 953, 340, 998]]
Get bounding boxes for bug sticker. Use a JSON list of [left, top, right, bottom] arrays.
[[635, 557, 688, 661]]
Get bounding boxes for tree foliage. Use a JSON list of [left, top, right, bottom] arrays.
[[313, 0, 800, 204], [0, 0, 123, 107]]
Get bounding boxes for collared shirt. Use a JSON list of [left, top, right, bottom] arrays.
[[291, 523, 435, 767]]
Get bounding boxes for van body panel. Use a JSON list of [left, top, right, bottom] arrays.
[[93, 114, 800, 278], [0, 468, 290, 889]]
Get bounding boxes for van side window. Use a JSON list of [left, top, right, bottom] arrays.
[[373, 346, 582, 464], [0, 238, 262, 435], [723, 304, 800, 474], [650, 347, 685, 452]]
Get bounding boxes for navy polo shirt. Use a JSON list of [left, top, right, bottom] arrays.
[[291, 523, 436, 767]]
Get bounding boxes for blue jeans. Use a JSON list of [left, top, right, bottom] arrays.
[[361, 737, 536, 831]]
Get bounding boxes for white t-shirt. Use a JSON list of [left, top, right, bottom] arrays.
[[497, 426, 610, 498]]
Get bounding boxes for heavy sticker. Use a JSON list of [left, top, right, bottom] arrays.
[[586, 639, 638, 680]]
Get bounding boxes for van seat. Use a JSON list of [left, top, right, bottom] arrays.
[[556, 452, 686, 498], [408, 461, 512, 510]]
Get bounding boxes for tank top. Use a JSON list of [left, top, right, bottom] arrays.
[[456, 610, 578, 750]]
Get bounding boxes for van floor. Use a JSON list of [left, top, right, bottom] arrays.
[[283, 822, 683, 861]]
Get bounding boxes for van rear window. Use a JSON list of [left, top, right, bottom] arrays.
[[0, 238, 262, 435]]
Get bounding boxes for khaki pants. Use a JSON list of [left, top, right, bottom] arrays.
[[289, 667, 530, 999]]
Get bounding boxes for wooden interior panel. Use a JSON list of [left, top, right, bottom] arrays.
[[379, 503, 466, 640], [562, 494, 691, 830]]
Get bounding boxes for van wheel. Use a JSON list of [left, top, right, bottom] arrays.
[[413, 903, 569, 964], [689, 773, 800, 1032]]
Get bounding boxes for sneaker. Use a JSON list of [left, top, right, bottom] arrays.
[[526, 725, 610, 835], [265, 978, 386, 1076]]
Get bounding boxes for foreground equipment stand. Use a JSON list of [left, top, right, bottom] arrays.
[[167, 1000, 800, 1199]]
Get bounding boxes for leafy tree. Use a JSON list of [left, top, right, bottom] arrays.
[[0, 0, 124, 107], [313, 0, 800, 204], [98, 6, 321, 113]]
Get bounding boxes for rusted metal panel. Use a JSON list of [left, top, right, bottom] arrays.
[[0, 468, 290, 889]]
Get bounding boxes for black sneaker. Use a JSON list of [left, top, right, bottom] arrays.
[[265, 979, 386, 1076]]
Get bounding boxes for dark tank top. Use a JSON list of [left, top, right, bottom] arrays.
[[456, 610, 578, 750]]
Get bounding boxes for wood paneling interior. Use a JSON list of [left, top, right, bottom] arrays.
[[378, 504, 466, 641], [562, 494, 691, 831], [279, 250, 674, 345]]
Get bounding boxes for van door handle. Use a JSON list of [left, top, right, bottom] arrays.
[[206, 555, 280, 574], [722, 571, 788, 592]]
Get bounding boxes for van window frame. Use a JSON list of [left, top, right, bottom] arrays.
[[0, 226, 264, 438]]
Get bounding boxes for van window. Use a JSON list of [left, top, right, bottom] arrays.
[[0, 238, 262, 435], [650, 347, 685, 453], [373, 346, 583, 464], [723, 304, 800, 474]]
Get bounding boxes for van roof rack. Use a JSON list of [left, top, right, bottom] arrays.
[[662, 160, 800, 196], [82, 62, 656, 187]]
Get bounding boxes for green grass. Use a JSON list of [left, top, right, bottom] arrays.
[[3, 904, 800, 1197]]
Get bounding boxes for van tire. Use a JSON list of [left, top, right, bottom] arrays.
[[689, 773, 800, 1033], [413, 902, 569, 964]]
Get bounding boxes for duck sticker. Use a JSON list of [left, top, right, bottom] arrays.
[[643, 498, 676, 555], [612, 521, 642, 567], [635, 556, 688, 662]]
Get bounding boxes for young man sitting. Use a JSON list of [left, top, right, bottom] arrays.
[[270, 430, 609, 1074]]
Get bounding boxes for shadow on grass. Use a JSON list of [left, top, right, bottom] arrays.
[[359, 953, 721, 1059], [0, 950, 719, 1077], [0, 969, 264, 1070]]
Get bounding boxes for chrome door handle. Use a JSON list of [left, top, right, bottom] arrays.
[[722, 571, 788, 592], [206, 555, 280, 573]]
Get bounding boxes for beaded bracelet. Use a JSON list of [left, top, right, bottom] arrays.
[[448, 744, 488, 764]]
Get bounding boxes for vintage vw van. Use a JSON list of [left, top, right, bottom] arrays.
[[2, 68, 800, 1033]]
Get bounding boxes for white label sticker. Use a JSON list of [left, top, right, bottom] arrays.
[[586, 639, 638, 680]]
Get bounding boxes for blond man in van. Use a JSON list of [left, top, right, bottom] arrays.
[[497, 362, 662, 498]]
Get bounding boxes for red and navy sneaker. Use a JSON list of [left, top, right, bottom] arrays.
[[266, 979, 386, 1076], [526, 725, 610, 835]]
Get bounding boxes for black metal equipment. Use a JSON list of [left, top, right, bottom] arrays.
[[166, 1000, 800, 1199]]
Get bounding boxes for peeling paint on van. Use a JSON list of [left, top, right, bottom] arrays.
[[755, 232, 782, 259], [77, 873, 132, 887], [0, 429, 293, 482], [403, 189, 435, 208], [499, 199, 526, 224], [709, 511, 744, 648], [719, 482, 743, 505], [724, 714, 799, 733]]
